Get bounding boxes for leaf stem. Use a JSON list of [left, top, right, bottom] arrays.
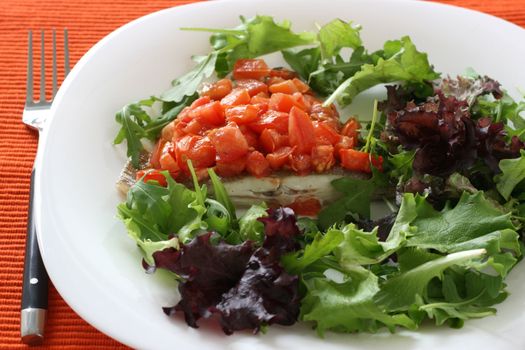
[[363, 99, 379, 153]]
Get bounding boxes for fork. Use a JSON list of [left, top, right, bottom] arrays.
[[20, 29, 70, 345]]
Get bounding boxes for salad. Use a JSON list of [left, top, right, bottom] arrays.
[[114, 16, 525, 335]]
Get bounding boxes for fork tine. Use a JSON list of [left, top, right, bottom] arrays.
[[64, 29, 70, 77], [52, 29, 57, 98], [39, 30, 46, 102], [26, 31, 33, 104]]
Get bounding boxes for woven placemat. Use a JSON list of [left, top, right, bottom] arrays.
[[0, 0, 523, 348]]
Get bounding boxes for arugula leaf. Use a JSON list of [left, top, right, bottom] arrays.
[[323, 36, 439, 106], [495, 150, 525, 200], [160, 53, 218, 102], [318, 19, 362, 59], [281, 47, 321, 81], [317, 168, 389, 229], [301, 266, 417, 335], [114, 95, 196, 167]]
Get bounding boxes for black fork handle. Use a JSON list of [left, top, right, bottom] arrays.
[[20, 168, 48, 344]]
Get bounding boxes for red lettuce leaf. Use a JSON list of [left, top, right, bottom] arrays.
[[152, 207, 301, 334]]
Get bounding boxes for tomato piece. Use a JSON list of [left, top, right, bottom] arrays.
[[235, 79, 269, 96], [215, 156, 247, 177], [266, 146, 293, 169], [233, 59, 270, 80], [190, 101, 225, 126], [268, 79, 299, 95], [200, 78, 233, 100], [136, 169, 168, 187], [291, 78, 310, 94], [305, 94, 338, 118], [339, 149, 383, 173], [259, 128, 288, 153], [269, 67, 298, 80], [290, 153, 312, 174], [239, 125, 259, 149], [341, 118, 361, 139], [291, 92, 310, 112], [266, 76, 285, 86], [220, 88, 251, 107], [287, 198, 321, 216], [269, 93, 299, 113], [225, 104, 260, 125], [183, 118, 207, 135], [249, 110, 289, 134], [313, 121, 341, 145], [190, 96, 211, 109], [335, 136, 356, 159], [175, 135, 216, 171], [288, 106, 316, 154], [161, 122, 174, 141], [208, 124, 249, 162], [246, 151, 271, 178], [159, 151, 180, 173], [311, 144, 335, 173], [251, 93, 270, 104], [149, 139, 166, 169]]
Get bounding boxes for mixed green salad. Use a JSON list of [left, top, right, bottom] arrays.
[[115, 16, 525, 335]]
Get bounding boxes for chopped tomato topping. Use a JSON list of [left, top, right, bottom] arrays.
[[175, 135, 216, 172], [200, 78, 233, 100], [190, 101, 225, 126], [190, 96, 211, 109], [339, 149, 383, 173], [246, 151, 271, 178], [249, 110, 289, 134], [220, 88, 251, 107], [341, 118, 361, 139], [208, 124, 249, 162], [150, 139, 166, 169], [314, 121, 341, 145], [311, 145, 335, 173], [269, 93, 298, 113], [291, 78, 310, 94], [215, 156, 247, 177], [259, 128, 288, 153], [269, 80, 299, 95], [267, 146, 294, 169], [290, 153, 312, 174], [288, 107, 316, 154], [225, 104, 260, 125], [235, 79, 269, 96], [233, 59, 270, 80], [269, 68, 298, 80], [136, 169, 168, 187]]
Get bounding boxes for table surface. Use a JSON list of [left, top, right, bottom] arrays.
[[1, 0, 524, 348]]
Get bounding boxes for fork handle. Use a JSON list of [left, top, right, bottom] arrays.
[[21, 168, 48, 345]]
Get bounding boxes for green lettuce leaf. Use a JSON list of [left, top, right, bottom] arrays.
[[301, 266, 417, 335], [318, 18, 362, 59], [495, 150, 525, 200], [323, 36, 439, 106], [237, 203, 268, 243]]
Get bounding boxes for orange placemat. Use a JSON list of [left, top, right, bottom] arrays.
[[0, 0, 524, 348]]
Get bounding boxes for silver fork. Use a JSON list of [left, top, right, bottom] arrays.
[[20, 29, 70, 345]]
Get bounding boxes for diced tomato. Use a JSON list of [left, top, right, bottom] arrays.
[[339, 149, 383, 173], [287, 198, 321, 216], [266, 146, 294, 169], [183, 118, 206, 135], [190, 96, 211, 109], [341, 118, 361, 139], [269, 93, 303, 113], [288, 107, 316, 154], [269, 67, 298, 80], [175, 135, 216, 171], [225, 104, 260, 125], [313, 121, 341, 146], [208, 124, 249, 162], [335, 136, 356, 158], [149, 139, 166, 169], [311, 144, 335, 173], [291, 78, 310, 94], [220, 88, 251, 107], [161, 122, 174, 141], [215, 156, 247, 177], [239, 125, 259, 149], [159, 151, 180, 173], [233, 59, 270, 80], [235, 79, 269, 96], [268, 80, 299, 95], [246, 151, 271, 178], [200, 79, 233, 100], [290, 153, 312, 174], [291, 92, 310, 112], [190, 101, 225, 126], [266, 76, 285, 86], [259, 128, 288, 153], [249, 110, 289, 134], [136, 169, 168, 187], [305, 94, 338, 119]]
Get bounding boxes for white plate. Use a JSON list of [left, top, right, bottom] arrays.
[[36, 0, 525, 349]]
